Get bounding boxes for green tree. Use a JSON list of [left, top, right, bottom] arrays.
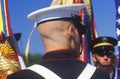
[[22, 53, 43, 67]]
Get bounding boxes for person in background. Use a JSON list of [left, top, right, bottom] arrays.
[[7, 4, 110, 79], [90, 36, 118, 79]]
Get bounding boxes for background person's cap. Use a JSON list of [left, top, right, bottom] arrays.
[[90, 36, 118, 54]]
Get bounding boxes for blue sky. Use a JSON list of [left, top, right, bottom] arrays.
[[7, 0, 117, 54]]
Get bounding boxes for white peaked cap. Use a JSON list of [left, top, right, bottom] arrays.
[[25, 4, 86, 58], [27, 4, 85, 24]]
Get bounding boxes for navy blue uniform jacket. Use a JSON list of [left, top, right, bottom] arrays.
[[7, 51, 110, 79]]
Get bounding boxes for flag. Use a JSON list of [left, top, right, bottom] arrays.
[[0, 0, 26, 78], [115, 0, 120, 79], [50, 0, 62, 6], [0, 0, 4, 40], [50, 0, 98, 63], [82, 0, 98, 63], [73, 0, 98, 63], [62, 0, 73, 4]]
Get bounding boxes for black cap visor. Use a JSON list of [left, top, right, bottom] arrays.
[[93, 46, 114, 57]]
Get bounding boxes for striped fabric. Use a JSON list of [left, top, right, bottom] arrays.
[[115, 0, 120, 79], [73, 0, 98, 63], [50, 0, 98, 63]]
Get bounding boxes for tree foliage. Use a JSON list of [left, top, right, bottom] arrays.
[[22, 53, 43, 67]]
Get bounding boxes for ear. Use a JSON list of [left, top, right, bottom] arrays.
[[92, 54, 97, 63], [67, 25, 74, 37]]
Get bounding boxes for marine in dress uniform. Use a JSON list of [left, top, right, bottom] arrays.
[[7, 4, 110, 79], [90, 36, 118, 79]]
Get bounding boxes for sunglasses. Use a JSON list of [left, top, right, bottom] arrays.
[[93, 46, 115, 56], [94, 49, 114, 57]]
